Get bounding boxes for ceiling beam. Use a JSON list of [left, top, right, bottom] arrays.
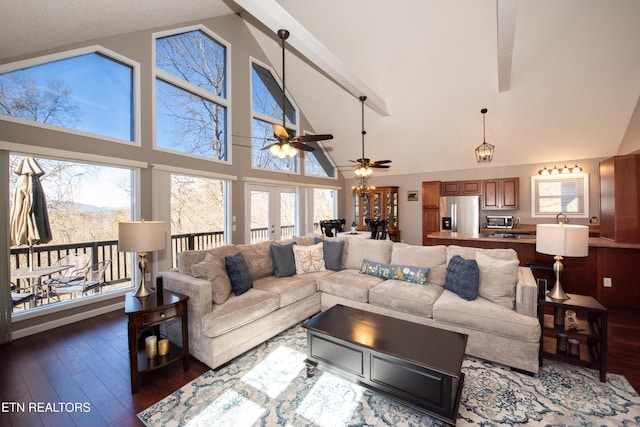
[[497, 0, 518, 92], [233, 0, 389, 116]]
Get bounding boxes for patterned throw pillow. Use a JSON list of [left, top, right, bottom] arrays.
[[444, 255, 479, 301], [293, 242, 327, 274], [360, 259, 430, 285]]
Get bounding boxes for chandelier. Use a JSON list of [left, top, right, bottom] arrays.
[[352, 176, 375, 197], [475, 108, 495, 162]]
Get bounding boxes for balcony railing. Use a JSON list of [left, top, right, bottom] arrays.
[[9, 225, 308, 312]]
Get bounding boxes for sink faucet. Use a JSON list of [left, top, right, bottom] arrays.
[[555, 213, 569, 224]]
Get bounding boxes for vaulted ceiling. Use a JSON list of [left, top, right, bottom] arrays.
[[2, 0, 639, 177]]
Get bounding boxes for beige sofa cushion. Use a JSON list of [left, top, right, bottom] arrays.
[[177, 244, 237, 276], [391, 243, 447, 268], [369, 279, 444, 318], [476, 251, 519, 309], [238, 241, 275, 280], [191, 252, 232, 304], [254, 271, 330, 308], [318, 269, 384, 302], [433, 290, 540, 342], [343, 238, 393, 270], [201, 289, 280, 338], [447, 245, 518, 263]]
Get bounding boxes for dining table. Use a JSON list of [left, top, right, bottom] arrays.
[[11, 265, 74, 306]]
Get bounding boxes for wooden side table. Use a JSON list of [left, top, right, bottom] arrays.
[[125, 290, 190, 393], [538, 293, 607, 382]]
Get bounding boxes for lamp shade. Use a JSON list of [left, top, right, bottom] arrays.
[[536, 224, 589, 257], [118, 221, 165, 252]]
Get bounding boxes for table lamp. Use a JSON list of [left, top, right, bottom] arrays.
[[536, 223, 589, 301], [118, 220, 165, 297]]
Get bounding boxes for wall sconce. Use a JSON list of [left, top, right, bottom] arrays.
[[538, 164, 582, 175]]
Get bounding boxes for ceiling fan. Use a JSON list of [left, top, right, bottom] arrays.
[[350, 95, 391, 175], [262, 29, 333, 157]]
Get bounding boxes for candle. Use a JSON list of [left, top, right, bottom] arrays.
[[158, 338, 169, 356], [145, 335, 157, 359]]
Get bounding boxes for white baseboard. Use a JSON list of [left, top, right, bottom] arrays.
[[11, 300, 125, 340]]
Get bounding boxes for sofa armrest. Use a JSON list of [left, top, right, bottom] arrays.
[[515, 266, 538, 318], [159, 271, 212, 321]]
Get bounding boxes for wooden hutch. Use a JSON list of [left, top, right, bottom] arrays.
[[354, 186, 400, 241]]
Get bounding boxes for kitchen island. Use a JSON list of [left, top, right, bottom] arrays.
[[427, 231, 640, 309]]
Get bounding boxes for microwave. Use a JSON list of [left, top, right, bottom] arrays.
[[486, 215, 514, 228]]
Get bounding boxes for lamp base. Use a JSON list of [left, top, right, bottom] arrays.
[[133, 252, 154, 298], [547, 255, 570, 301]]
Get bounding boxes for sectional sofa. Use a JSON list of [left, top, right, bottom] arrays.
[[160, 235, 541, 375]]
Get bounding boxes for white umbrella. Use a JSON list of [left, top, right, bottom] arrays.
[[10, 157, 53, 269]]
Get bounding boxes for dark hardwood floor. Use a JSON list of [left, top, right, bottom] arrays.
[[1, 306, 638, 426]]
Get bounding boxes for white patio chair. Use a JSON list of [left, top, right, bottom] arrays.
[[43, 253, 92, 286], [52, 260, 111, 299]]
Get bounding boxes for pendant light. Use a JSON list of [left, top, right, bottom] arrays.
[[475, 108, 494, 162]]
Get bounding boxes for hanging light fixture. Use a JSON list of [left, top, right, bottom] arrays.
[[538, 164, 583, 175], [475, 108, 494, 162], [352, 176, 375, 197]]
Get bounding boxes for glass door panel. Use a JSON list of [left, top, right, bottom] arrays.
[[246, 183, 297, 243]]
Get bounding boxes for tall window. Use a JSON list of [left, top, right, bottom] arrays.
[[155, 28, 229, 161], [304, 141, 336, 178], [170, 174, 227, 263], [8, 154, 134, 312], [0, 49, 135, 141], [251, 62, 298, 173]]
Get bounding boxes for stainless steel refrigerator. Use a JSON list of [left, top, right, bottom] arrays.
[[439, 195, 481, 235]]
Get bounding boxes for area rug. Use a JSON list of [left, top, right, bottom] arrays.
[[138, 324, 640, 426]]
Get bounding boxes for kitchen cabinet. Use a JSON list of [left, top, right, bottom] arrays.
[[355, 186, 400, 241], [442, 180, 482, 196], [482, 178, 519, 210], [422, 181, 442, 245], [599, 154, 640, 243]]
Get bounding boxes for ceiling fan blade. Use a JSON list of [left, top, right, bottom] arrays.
[[371, 160, 392, 164], [261, 142, 278, 151], [272, 124, 290, 140], [370, 164, 391, 169], [292, 134, 334, 143], [290, 142, 315, 152]]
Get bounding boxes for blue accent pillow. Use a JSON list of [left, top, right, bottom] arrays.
[[270, 243, 296, 277], [359, 259, 430, 285], [225, 253, 253, 296], [314, 237, 344, 271], [444, 255, 479, 301]]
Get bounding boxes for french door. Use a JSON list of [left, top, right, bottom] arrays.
[[246, 183, 297, 243]]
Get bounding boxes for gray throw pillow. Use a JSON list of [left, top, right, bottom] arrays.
[[225, 253, 253, 296], [315, 237, 344, 271], [444, 255, 479, 301], [270, 243, 296, 277]]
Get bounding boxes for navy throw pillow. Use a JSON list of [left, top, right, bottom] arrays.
[[444, 255, 479, 301], [270, 243, 296, 277], [225, 253, 253, 296], [314, 237, 344, 271]]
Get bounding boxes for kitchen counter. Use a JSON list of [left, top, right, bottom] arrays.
[[427, 231, 640, 250]]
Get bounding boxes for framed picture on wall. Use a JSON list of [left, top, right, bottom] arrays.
[[407, 190, 418, 202]]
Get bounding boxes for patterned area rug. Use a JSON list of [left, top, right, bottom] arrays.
[[139, 324, 640, 426]]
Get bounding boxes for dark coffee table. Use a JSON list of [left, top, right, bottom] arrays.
[[302, 305, 467, 425]]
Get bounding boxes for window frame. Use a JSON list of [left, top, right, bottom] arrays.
[[0, 45, 141, 145], [250, 58, 300, 175], [152, 25, 232, 164], [531, 173, 589, 218]]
